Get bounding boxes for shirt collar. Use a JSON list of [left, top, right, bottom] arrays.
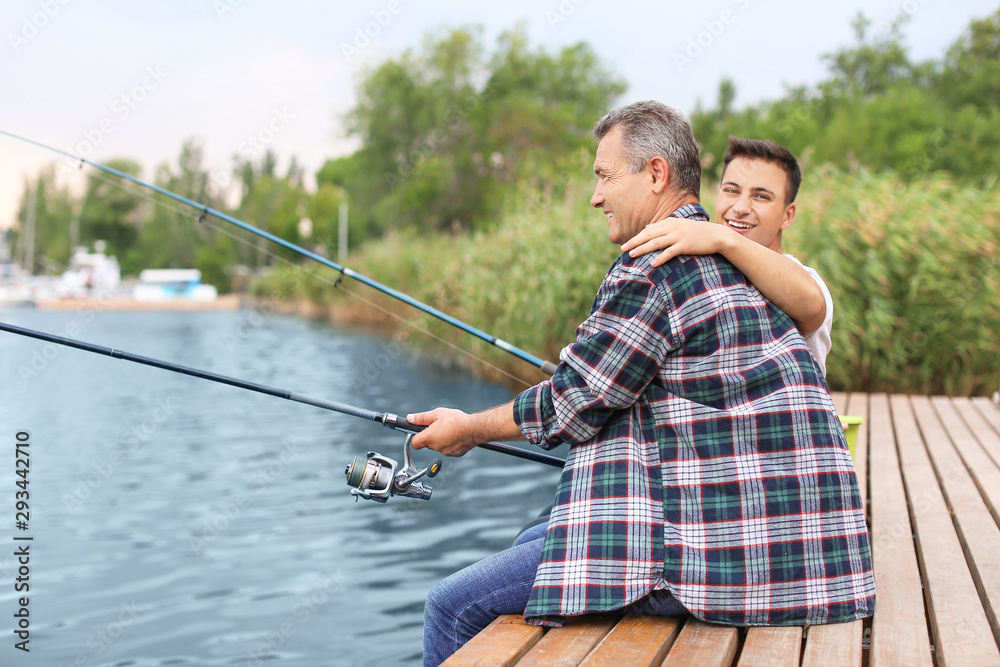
[[670, 202, 709, 221]]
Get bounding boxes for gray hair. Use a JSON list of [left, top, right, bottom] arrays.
[[593, 101, 701, 197]]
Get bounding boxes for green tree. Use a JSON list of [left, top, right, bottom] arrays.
[[937, 8, 1000, 111], [11, 165, 78, 273], [933, 8, 1000, 180], [821, 13, 913, 98], [327, 24, 626, 240], [307, 182, 344, 254], [475, 28, 627, 215], [127, 139, 232, 285], [229, 150, 307, 270], [340, 27, 483, 237], [688, 9, 1000, 183], [194, 236, 238, 293], [78, 159, 144, 262]]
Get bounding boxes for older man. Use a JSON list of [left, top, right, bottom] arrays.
[[410, 101, 874, 667]]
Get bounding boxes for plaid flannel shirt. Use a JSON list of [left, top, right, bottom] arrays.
[[513, 203, 875, 627]]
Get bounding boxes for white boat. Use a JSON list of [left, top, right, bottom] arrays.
[[56, 242, 122, 298], [133, 268, 218, 302]]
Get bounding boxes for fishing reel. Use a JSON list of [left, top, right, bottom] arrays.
[[344, 434, 442, 503]]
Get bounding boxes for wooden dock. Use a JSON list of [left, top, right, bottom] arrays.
[[443, 393, 1000, 666]]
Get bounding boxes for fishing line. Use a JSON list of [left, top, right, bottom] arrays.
[[0, 129, 560, 376], [84, 169, 537, 388]]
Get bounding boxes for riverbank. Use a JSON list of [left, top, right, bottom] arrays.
[[37, 294, 244, 311]]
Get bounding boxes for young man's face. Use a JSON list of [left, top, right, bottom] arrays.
[[715, 156, 795, 252], [590, 125, 655, 245]]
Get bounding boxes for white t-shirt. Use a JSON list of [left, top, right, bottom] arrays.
[[784, 253, 833, 376]]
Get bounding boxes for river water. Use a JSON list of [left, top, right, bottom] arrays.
[[0, 307, 564, 666]]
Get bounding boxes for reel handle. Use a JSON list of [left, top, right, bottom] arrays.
[[397, 457, 442, 490]]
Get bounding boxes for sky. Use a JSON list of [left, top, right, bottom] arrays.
[[1, 0, 996, 234]]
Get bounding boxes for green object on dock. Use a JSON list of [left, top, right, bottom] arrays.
[[840, 416, 865, 460]]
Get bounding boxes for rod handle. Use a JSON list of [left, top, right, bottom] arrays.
[[383, 414, 426, 432]]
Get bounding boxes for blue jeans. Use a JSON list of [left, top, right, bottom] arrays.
[[512, 520, 547, 546], [423, 537, 546, 666], [422, 522, 689, 666]]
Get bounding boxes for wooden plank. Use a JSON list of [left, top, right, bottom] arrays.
[[516, 614, 619, 667], [830, 391, 848, 417], [891, 395, 1000, 667], [924, 397, 1000, 648], [443, 614, 545, 667], [737, 626, 802, 667], [801, 621, 863, 667], [867, 393, 933, 667], [971, 397, 1000, 470], [661, 618, 738, 667], [953, 399, 1000, 529], [576, 616, 681, 667], [846, 392, 869, 510], [579, 615, 682, 667]]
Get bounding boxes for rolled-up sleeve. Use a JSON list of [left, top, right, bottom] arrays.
[[513, 263, 677, 449]]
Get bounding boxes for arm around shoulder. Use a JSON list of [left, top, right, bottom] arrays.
[[717, 233, 826, 335], [622, 216, 826, 335]]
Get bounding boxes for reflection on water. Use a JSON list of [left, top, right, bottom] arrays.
[[0, 309, 562, 666]]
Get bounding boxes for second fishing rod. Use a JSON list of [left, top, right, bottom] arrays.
[[0, 129, 560, 377], [0, 321, 565, 504]]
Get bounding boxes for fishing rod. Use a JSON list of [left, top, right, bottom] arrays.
[[0, 321, 565, 503], [0, 129, 560, 376]]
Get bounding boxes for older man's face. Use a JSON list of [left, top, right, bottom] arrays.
[[590, 126, 655, 245]]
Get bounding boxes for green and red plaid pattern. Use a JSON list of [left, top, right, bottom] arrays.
[[514, 204, 875, 627]]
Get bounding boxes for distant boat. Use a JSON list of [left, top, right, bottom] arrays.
[[133, 269, 218, 302], [56, 242, 121, 298]]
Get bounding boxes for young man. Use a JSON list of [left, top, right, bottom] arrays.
[[409, 103, 873, 666], [621, 137, 834, 374]]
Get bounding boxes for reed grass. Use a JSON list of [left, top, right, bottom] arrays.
[[255, 165, 1000, 396], [787, 166, 1000, 395]]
